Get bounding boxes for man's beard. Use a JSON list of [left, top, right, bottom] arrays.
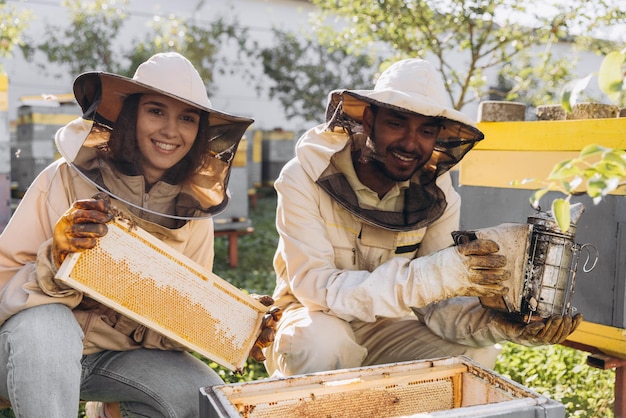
[[358, 134, 424, 182], [358, 135, 386, 165]]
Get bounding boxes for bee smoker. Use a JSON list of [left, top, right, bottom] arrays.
[[453, 202, 598, 323]]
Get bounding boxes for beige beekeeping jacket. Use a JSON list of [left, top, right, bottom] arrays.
[[272, 125, 509, 347], [0, 119, 215, 353]]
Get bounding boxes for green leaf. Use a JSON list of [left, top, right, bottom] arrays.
[[551, 198, 571, 233], [598, 50, 626, 103], [579, 144, 609, 159], [587, 176, 620, 198], [560, 89, 572, 113], [595, 159, 626, 178], [582, 167, 598, 179], [560, 73, 593, 113], [586, 178, 605, 198], [602, 177, 621, 194], [530, 188, 550, 209], [602, 150, 626, 170], [510, 177, 538, 186], [565, 176, 583, 192], [547, 160, 580, 180]]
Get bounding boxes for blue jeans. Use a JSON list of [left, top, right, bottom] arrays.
[[0, 304, 223, 417]]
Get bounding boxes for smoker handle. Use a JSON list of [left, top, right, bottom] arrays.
[[579, 243, 599, 273], [451, 230, 478, 245]]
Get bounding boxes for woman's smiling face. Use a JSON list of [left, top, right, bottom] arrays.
[[136, 94, 201, 184]]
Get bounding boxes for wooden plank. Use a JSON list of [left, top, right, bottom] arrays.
[[475, 118, 626, 151], [566, 321, 626, 360], [459, 150, 578, 189], [459, 149, 626, 195], [225, 364, 468, 405]]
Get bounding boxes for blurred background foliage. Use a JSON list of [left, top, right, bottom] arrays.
[[2, 0, 625, 121]]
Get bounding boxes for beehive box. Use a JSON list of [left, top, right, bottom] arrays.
[[260, 129, 295, 186], [214, 137, 249, 227], [55, 218, 267, 372], [199, 356, 565, 418], [458, 116, 626, 359]]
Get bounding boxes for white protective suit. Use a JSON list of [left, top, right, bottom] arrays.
[[0, 118, 218, 353], [265, 125, 511, 376]]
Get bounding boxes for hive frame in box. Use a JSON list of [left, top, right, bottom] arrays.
[[55, 218, 267, 372], [199, 356, 565, 418]]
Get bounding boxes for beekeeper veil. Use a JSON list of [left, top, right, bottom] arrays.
[[321, 58, 485, 231], [56, 52, 254, 223]]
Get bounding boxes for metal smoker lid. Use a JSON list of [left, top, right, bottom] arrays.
[[526, 202, 585, 236]]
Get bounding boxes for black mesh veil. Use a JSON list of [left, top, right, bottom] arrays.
[[326, 90, 483, 183], [315, 90, 484, 232]]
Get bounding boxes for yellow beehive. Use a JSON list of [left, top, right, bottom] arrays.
[[55, 218, 267, 372]]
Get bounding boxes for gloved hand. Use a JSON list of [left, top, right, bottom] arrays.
[[493, 312, 583, 345], [403, 238, 510, 310], [452, 239, 510, 298], [249, 294, 282, 362], [52, 192, 113, 267]]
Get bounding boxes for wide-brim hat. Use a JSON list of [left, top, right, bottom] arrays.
[[60, 52, 254, 222], [325, 58, 484, 181], [73, 52, 253, 131], [327, 58, 482, 140]]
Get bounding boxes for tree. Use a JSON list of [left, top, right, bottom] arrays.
[[21, 0, 128, 77], [255, 29, 380, 122], [0, 0, 32, 70], [20, 0, 250, 93], [126, 8, 253, 94], [305, 0, 626, 111]]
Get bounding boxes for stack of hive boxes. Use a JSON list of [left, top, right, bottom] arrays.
[[11, 96, 80, 197]]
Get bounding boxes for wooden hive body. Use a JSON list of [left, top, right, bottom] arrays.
[[200, 356, 565, 417]]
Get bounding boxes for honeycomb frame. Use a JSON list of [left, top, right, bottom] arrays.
[[55, 218, 267, 372]]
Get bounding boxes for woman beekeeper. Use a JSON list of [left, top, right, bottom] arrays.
[[0, 52, 276, 418]]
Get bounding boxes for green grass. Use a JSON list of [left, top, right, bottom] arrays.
[[206, 187, 280, 383], [1, 187, 615, 416], [213, 188, 279, 296], [495, 342, 615, 417]]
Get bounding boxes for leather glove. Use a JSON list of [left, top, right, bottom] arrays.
[[389, 237, 513, 311], [457, 239, 509, 286], [249, 294, 282, 362], [401, 238, 510, 310], [52, 192, 113, 267], [493, 312, 583, 345]]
